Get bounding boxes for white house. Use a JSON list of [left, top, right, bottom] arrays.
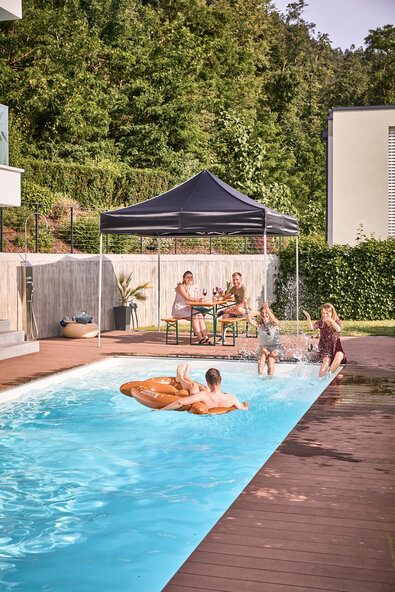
[[325, 105, 395, 245], [0, 0, 24, 207]]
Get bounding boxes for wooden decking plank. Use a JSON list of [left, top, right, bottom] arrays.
[[205, 532, 389, 560], [237, 496, 395, 519], [188, 550, 395, 584], [214, 515, 395, 540], [211, 522, 392, 553], [196, 541, 395, 573], [226, 507, 395, 531], [179, 561, 395, 592], [255, 468, 395, 484], [166, 573, 336, 592]]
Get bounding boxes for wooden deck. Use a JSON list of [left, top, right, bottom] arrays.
[[163, 371, 395, 592], [0, 332, 394, 591]]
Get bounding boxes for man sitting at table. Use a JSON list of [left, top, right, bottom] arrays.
[[219, 272, 249, 319]]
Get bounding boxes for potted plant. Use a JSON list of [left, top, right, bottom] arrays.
[[113, 272, 151, 330]]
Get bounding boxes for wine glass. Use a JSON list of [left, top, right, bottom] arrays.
[[212, 287, 217, 299], [202, 288, 208, 300]]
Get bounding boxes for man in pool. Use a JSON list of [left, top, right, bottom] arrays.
[[159, 364, 249, 411]]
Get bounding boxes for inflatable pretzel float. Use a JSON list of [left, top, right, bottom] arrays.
[[120, 376, 236, 415]]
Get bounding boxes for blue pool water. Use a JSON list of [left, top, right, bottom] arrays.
[[0, 357, 337, 592]]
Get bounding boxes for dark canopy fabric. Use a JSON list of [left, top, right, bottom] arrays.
[[100, 169, 298, 237]]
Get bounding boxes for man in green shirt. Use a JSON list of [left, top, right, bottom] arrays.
[[221, 272, 249, 318]]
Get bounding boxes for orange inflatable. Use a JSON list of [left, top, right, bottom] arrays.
[[120, 376, 236, 415]]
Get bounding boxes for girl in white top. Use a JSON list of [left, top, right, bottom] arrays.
[[172, 271, 212, 345], [246, 302, 284, 375]]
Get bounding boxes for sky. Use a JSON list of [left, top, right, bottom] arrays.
[[271, 0, 395, 50]]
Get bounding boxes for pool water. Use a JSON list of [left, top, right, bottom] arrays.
[[0, 357, 338, 592]]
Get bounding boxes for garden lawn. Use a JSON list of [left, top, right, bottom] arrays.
[[138, 320, 395, 337]]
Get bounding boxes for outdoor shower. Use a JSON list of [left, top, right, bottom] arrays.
[[21, 212, 48, 340]]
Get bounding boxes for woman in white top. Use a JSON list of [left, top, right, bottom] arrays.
[[172, 271, 212, 345], [246, 301, 284, 375]]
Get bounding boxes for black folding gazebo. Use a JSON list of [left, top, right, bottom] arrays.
[[98, 170, 299, 344]]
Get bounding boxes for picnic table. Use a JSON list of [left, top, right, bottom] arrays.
[[185, 297, 233, 346]]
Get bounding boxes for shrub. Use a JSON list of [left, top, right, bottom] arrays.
[[22, 180, 56, 215], [3, 205, 33, 231], [51, 193, 81, 221], [108, 234, 141, 254], [26, 228, 54, 253], [14, 235, 24, 247], [22, 159, 173, 210], [59, 214, 101, 253], [211, 237, 245, 254], [273, 235, 395, 321]]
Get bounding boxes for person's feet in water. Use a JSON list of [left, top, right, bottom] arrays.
[[176, 364, 184, 385]]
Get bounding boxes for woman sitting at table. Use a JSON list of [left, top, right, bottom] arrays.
[[172, 271, 212, 345]]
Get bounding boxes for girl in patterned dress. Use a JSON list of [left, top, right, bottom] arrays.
[[303, 303, 347, 378]]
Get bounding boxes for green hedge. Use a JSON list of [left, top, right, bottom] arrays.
[[273, 235, 395, 321], [21, 180, 56, 215], [21, 159, 173, 210]]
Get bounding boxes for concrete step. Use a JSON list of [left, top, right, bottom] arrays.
[[0, 320, 11, 334], [0, 341, 40, 361], [0, 331, 25, 347]]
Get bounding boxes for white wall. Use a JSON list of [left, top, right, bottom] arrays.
[[0, 165, 23, 207], [0, 1, 22, 20], [329, 107, 395, 245]]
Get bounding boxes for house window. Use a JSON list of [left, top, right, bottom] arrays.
[[389, 127, 395, 237]]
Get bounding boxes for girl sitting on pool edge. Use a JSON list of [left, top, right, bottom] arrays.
[[303, 303, 347, 378], [246, 302, 284, 376]]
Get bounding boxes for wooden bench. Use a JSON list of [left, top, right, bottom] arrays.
[[217, 315, 258, 345], [217, 318, 239, 346], [161, 318, 194, 344]]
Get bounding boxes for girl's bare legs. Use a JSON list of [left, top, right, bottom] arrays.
[[319, 356, 331, 378], [267, 354, 276, 375], [330, 351, 344, 374], [258, 348, 268, 374]]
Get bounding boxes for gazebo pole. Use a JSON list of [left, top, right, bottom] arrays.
[[296, 235, 299, 336], [98, 233, 103, 348], [263, 230, 267, 303], [157, 236, 161, 332]]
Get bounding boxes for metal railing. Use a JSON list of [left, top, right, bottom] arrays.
[[0, 202, 284, 255]]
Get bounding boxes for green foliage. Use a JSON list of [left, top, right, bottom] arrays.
[[273, 235, 395, 321], [4, 205, 34, 231], [21, 180, 56, 216], [59, 214, 100, 253], [108, 234, 141, 255], [27, 228, 54, 253], [116, 272, 152, 306], [22, 159, 172, 210], [1, 0, 393, 228], [50, 194, 81, 221], [211, 237, 245, 254], [13, 235, 24, 247]]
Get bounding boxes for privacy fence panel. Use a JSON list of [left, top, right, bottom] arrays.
[[0, 253, 278, 338]]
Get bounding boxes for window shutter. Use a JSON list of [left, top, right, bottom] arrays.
[[389, 127, 395, 237]]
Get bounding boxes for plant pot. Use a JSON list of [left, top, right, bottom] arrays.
[[113, 306, 131, 330]]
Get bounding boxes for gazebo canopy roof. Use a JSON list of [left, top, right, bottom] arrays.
[[100, 169, 298, 237]]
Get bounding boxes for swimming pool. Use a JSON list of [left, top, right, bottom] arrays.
[[0, 357, 339, 592]]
